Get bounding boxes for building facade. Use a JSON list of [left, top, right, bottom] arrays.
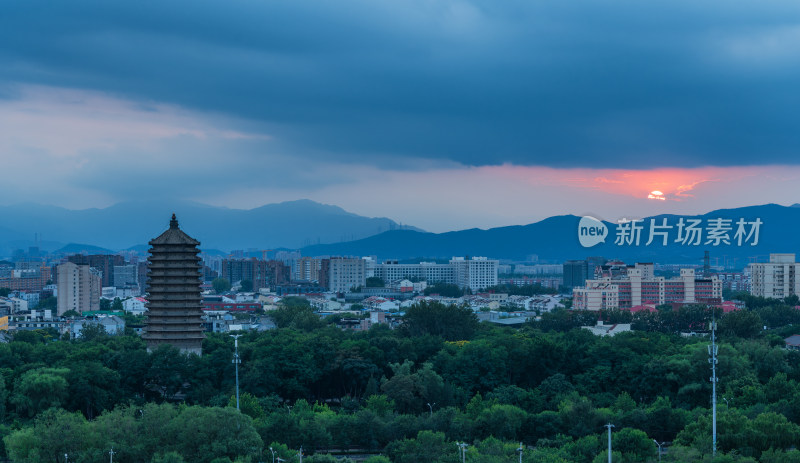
[[56, 262, 101, 315], [750, 254, 800, 299], [451, 257, 499, 292], [221, 258, 268, 290], [573, 265, 722, 311], [327, 257, 367, 293]]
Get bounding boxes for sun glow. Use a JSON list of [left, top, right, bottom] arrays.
[[648, 190, 666, 200]]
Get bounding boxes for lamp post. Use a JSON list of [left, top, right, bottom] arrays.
[[230, 334, 242, 410], [456, 442, 468, 463], [269, 447, 276, 463], [64, 453, 68, 463], [516, 442, 524, 463], [297, 446, 303, 463], [653, 440, 665, 463], [723, 397, 730, 409], [109, 448, 116, 463], [604, 423, 614, 463], [427, 402, 436, 418]]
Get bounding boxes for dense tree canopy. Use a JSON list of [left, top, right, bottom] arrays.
[[1, 298, 800, 461]]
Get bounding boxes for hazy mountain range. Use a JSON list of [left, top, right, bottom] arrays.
[[302, 204, 800, 265], [0, 200, 420, 256], [1, 201, 798, 265]]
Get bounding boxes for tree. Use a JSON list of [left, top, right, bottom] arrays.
[[213, 278, 232, 294], [423, 283, 465, 297], [11, 368, 70, 418], [719, 310, 763, 338], [168, 406, 263, 463], [402, 301, 478, 341], [366, 277, 385, 288], [0, 287, 9, 297], [111, 297, 124, 312], [239, 279, 254, 292], [99, 298, 112, 311]]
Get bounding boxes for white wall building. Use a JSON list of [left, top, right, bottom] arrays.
[[328, 257, 367, 293], [750, 253, 800, 299]]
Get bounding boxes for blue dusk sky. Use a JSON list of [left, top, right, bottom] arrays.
[[1, 0, 800, 231]]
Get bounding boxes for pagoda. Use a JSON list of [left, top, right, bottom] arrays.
[[142, 214, 205, 355]]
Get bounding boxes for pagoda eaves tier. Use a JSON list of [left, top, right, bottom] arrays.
[[142, 214, 205, 355]]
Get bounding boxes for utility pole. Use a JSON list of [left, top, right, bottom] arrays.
[[297, 446, 303, 463], [516, 442, 524, 463], [604, 423, 614, 463], [709, 314, 718, 457], [231, 334, 242, 410]]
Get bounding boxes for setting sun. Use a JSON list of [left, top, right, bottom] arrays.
[[648, 190, 666, 200]]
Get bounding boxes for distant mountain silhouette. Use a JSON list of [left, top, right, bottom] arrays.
[[302, 204, 800, 265], [0, 199, 421, 255]]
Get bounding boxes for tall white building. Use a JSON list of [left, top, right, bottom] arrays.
[[750, 254, 800, 299], [328, 257, 367, 293], [57, 262, 101, 315], [450, 257, 499, 292]]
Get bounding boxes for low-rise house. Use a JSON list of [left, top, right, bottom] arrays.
[[785, 334, 800, 351], [68, 315, 126, 337], [123, 297, 148, 315]]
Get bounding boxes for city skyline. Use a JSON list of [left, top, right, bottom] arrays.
[[2, 1, 800, 232]]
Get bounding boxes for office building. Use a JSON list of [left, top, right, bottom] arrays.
[[563, 260, 588, 289]]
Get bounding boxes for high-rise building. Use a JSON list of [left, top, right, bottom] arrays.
[[221, 258, 268, 290], [295, 257, 323, 282], [142, 215, 205, 355], [56, 262, 101, 315], [563, 260, 589, 288], [67, 254, 125, 287], [750, 254, 800, 299], [450, 257, 499, 292], [267, 260, 291, 288], [327, 257, 367, 293], [113, 265, 139, 288]]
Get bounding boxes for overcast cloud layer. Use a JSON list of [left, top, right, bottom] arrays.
[[4, 0, 800, 168], [1, 1, 799, 231]]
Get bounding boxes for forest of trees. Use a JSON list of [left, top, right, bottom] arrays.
[[2, 296, 800, 462]]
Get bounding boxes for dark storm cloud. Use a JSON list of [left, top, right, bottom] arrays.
[[2, 0, 800, 168]]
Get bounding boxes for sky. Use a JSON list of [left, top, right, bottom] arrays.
[[1, 0, 800, 232]]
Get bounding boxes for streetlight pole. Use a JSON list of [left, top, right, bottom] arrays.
[[109, 448, 116, 463], [427, 402, 436, 418], [723, 397, 730, 409], [516, 442, 524, 463], [230, 334, 242, 410], [604, 423, 614, 463], [269, 446, 276, 463], [653, 440, 665, 463], [456, 442, 468, 463], [297, 446, 303, 463], [709, 315, 718, 457], [64, 453, 68, 463]]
